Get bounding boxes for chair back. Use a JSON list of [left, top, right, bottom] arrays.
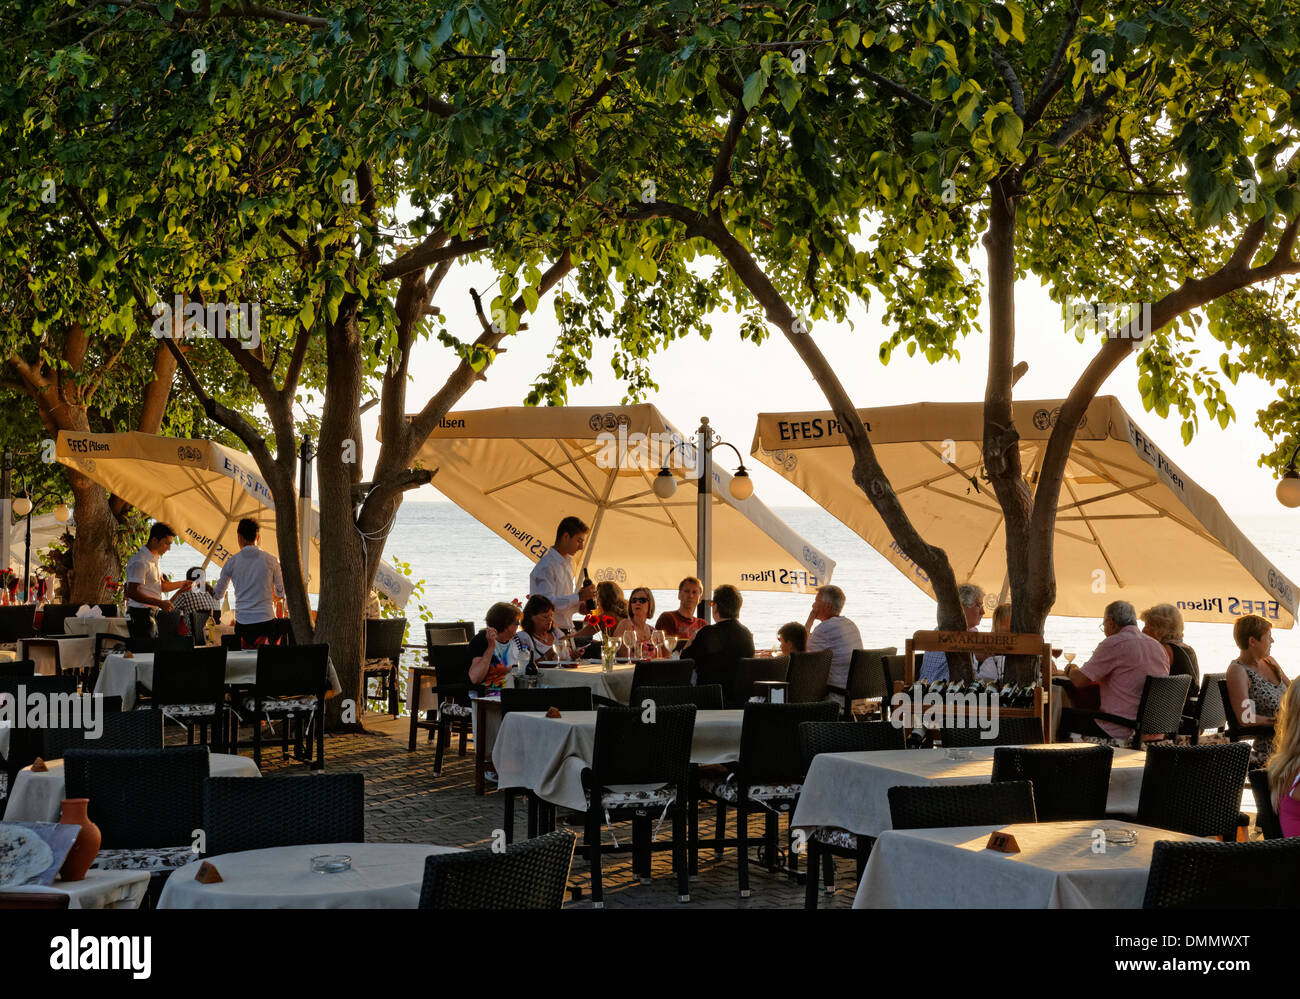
[[220, 634, 240, 651], [188, 610, 219, 643], [500, 687, 593, 714], [0, 658, 36, 679], [737, 701, 840, 785], [97, 604, 119, 618], [1136, 742, 1251, 842], [992, 745, 1112, 820], [785, 649, 832, 703], [0, 605, 37, 643], [149, 646, 228, 705], [799, 719, 904, 767], [590, 704, 697, 791], [42, 708, 162, 760], [365, 617, 408, 662], [254, 643, 329, 699], [888, 780, 1037, 830], [0, 892, 70, 910], [429, 643, 476, 705], [203, 774, 364, 856], [39, 603, 79, 636], [1135, 673, 1192, 740], [63, 746, 207, 848], [724, 656, 787, 708], [881, 652, 924, 687], [845, 647, 897, 702], [419, 831, 576, 909], [425, 621, 473, 648], [629, 658, 693, 699], [634, 684, 723, 709], [1168, 643, 1199, 685], [1143, 839, 1300, 908], [1248, 769, 1283, 840], [1189, 673, 1228, 735], [942, 715, 1044, 748]]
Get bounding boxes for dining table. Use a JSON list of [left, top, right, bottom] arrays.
[[854, 819, 1204, 908], [536, 662, 636, 703], [96, 650, 342, 709], [18, 636, 95, 676], [158, 842, 463, 908], [492, 708, 745, 812], [790, 744, 1147, 840], [4, 869, 152, 909], [62, 616, 131, 639]]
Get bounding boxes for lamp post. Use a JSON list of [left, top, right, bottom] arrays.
[[651, 417, 754, 623], [1278, 443, 1300, 508], [11, 494, 71, 602]]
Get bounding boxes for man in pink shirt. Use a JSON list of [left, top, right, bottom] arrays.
[[1063, 600, 1170, 740]]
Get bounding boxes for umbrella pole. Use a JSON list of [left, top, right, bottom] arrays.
[[697, 418, 713, 623], [298, 435, 313, 591], [0, 452, 10, 580]]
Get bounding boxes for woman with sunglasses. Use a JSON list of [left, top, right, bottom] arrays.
[[612, 586, 656, 659]]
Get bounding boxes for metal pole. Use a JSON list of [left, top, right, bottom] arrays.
[[0, 452, 11, 579], [22, 504, 31, 603], [297, 435, 313, 590], [696, 417, 713, 623]]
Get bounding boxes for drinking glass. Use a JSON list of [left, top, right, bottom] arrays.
[[621, 631, 637, 662], [650, 629, 667, 659], [1063, 647, 1077, 667], [554, 637, 570, 663]]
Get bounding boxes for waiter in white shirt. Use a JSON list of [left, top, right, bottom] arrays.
[[528, 516, 596, 636], [124, 522, 192, 638], [214, 517, 287, 646]]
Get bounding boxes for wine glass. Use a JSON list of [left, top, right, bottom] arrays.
[[621, 631, 637, 663], [650, 629, 667, 659], [1064, 647, 1077, 667], [553, 637, 569, 663]]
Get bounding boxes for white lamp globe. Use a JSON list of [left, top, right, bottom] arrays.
[[652, 469, 677, 499], [728, 470, 754, 501], [54, 503, 71, 523], [1278, 473, 1300, 509], [12, 497, 32, 517]]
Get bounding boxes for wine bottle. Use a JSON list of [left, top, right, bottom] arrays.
[[906, 727, 927, 749], [582, 570, 596, 613], [931, 680, 947, 697]]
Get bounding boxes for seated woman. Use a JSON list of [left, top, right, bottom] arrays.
[[612, 587, 655, 658], [1140, 603, 1200, 684], [1266, 680, 1300, 837], [514, 595, 557, 663], [577, 581, 627, 658], [777, 622, 807, 655], [1226, 614, 1291, 767], [467, 601, 523, 689]]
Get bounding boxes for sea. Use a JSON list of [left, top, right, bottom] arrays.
[[160, 500, 1300, 672]]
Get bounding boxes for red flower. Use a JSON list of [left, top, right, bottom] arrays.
[[602, 614, 617, 631]]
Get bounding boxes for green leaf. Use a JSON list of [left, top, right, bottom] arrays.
[[433, 7, 457, 48], [742, 68, 768, 111], [991, 111, 1023, 155], [521, 285, 539, 313]]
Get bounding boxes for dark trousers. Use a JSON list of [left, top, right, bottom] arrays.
[[127, 607, 155, 640], [235, 619, 279, 647]]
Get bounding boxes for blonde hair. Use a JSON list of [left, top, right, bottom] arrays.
[[596, 581, 626, 620], [991, 603, 1012, 633], [1267, 679, 1300, 811], [1140, 603, 1184, 642]]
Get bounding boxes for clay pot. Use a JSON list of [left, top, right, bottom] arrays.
[[58, 798, 101, 882]]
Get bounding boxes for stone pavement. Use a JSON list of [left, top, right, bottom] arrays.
[[248, 716, 856, 910]]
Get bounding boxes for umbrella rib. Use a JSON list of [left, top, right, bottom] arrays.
[[631, 465, 697, 560], [921, 484, 1004, 516], [582, 461, 621, 577], [482, 441, 602, 503], [1061, 472, 1125, 589], [896, 444, 985, 495]]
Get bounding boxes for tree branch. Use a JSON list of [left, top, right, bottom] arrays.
[[992, 49, 1025, 118], [708, 100, 750, 212], [1026, 0, 1083, 125], [850, 61, 933, 110]]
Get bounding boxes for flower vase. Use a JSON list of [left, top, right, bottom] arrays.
[[58, 798, 101, 882], [600, 640, 618, 673]]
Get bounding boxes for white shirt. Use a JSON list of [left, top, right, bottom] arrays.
[[807, 615, 863, 688], [124, 544, 162, 610], [529, 547, 581, 632], [214, 545, 286, 624]]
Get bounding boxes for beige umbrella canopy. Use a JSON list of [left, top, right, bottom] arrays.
[[406, 404, 835, 593], [752, 396, 1295, 628], [55, 431, 414, 607]]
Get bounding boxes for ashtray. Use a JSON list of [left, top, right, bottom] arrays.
[[943, 749, 975, 761], [1104, 828, 1139, 846], [311, 855, 352, 874]]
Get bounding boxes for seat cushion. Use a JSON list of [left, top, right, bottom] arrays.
[[585, 784, 677, 808], [241, 695, 317, 714], [439, 702, 473, 719], [811, 827, 859, 850], [699, 773, 803, 804], [362, 659, 394, 673], [92, 846, 196, 871], [158, 703, 218, 720]]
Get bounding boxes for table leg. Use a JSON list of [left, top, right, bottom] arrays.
[[474, 699, 487, 796]]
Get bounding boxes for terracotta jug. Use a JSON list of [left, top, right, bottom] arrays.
[[58, 798, 101, 882]]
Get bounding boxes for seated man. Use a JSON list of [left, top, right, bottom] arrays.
[[918, 583, 985, 682], [804, 584, 862, 693], [1061, 599, 1169, 742], [680, 584, 754, 687]]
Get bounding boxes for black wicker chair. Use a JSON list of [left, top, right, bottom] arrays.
[[1143, 838, 1300, 908], [1249, 769, 1283, 840], [419, 830, 576, 909], [41, 704, 158, 760], [1059, 673, 1192, 748], [1180, 673, 1228, 743], [695, 700, 841, 897], [63, 746, 207, 876], [634, 684, 724, 709], [235, 644, 329, 770], [38, 603, 80, 636], [798, 720, 905, 908], [425, 621, 473, 646], [1168, 642, 1199, 686], [0, 605, 37, 643], [1132, 742, 1251, 842], [497, 686, 593, 843], [203, 773, 364, 856], [830, 646, 896, 719], [1217, 677, 1277, 751], [1, 674, 79, 791], [18, 638, 64, 678], [581, 705, 697, 907], [362, 617, 408, 717], [408, 643, 480, 770], [628, 658, 694, 702], [94, 631, 128, 670], [0, 658, 36, 679], [144, 646, 228, 750], [941, 714, 1045, 747], [888, 780, 1038, 829], [785, 649, 833, 703], [992, 745, 1113, 820], [719, 656, 788, 709]]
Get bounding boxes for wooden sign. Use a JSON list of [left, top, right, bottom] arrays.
[[986, 831, 1021, 854]]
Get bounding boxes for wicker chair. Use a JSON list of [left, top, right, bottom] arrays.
[[42, 704, 159, 760], [785, 649, 833, 703], [1143, 838, 1300, 908], [941, 715, 1045, 747], [424, 621, 474, 646], [1181, 673, 1228, 743], [362, 617, 408, 717], [991, 745, 1112, 820], [1249, 769, 1283, 840], [830, 647, 896, 719], [888, 780, 1038, 830], [581, 705, 697, 906], [203, 774, 364, 856], [0, 658, 36, 679], [234, 644, 329, 770], [695, 700, 840, 897], [408, 643, 480, 770], [1059, 673, 1192, 748], [144, 646, 228, 750], [634, 684, 724, 709], [628, 658, 694, 702], [1133, 742, 1251, 842], [1, 674, 78, 791], [1168, 642, 1199, 686], [1216, 677, 1277, 751], [419, 830, 576, 909], [0, 605, 37, 644], [38, 603, 79, 636], [63, 746, 207, 876], [497, 686, 593, 843], [720, 656, 788, 708], [798, 720, 905, 908]]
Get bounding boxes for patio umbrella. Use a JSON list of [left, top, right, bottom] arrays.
[[54, 430, 414, 608], [751, 395, 1295, 628], [404, 404, 835, 594], [7, 511, 73, 571]]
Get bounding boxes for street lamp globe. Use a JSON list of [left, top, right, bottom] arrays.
[[1278, 472, 1300, 509], [54, 503, 71, 523], [728, 469, 754, 501], [12, 497, 32, 517], [652, 468, 677, 500]]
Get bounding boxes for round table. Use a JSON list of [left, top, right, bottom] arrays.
[[157, 843, 463, 909], [63, 616, 130, 639]]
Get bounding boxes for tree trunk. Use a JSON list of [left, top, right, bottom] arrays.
[[65, 468, 119, 605]]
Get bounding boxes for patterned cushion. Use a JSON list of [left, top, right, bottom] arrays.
[[585, 784, 677, 808], [439, 702, 473, 719], [698, 774, 803, 804], [812, 827, 859, 850], [362, 658, 394, 673], [92, 846, 196, 871], [159, 703, 218, 721], [241, 695, 317, 714]]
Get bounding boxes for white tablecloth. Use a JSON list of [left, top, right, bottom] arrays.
[[158, 842, 462, 909], [537, 664, 636, 703], [5, 869, 151, 909], [854, 819, 1204, 909], [96, 651, 341, 709], [63, 617, 130, 639], [791, 744, 1147, 839], [493, 709, 745, 811], [19, 636, 94, 675], [4, 752, 260, 823]]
